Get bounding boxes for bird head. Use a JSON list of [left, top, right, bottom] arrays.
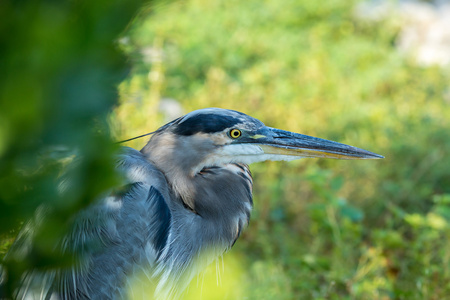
[[140, 108, 383, 177]]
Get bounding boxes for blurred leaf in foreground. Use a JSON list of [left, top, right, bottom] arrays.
[[0, 0, 151, 297]]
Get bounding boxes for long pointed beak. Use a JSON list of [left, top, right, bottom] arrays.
[[246, 127, 384, 160]]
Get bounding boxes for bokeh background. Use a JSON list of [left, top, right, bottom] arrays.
[[1, 0, 449, 299]]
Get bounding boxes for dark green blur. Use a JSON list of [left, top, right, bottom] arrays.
[[0, 0, 148, 296]]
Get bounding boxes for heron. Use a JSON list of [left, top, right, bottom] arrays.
[[5, 108, 383, 299]]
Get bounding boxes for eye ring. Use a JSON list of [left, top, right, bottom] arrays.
[[229, 129, 242, 139]]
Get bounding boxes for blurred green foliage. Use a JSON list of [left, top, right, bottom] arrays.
[[0, 0, 148, 296], [115, 0, 450, 298]]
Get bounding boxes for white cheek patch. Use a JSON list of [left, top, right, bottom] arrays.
[[239, 154, 301, 164], [195, 144, 303, 172], [218, 144, 265, 156]]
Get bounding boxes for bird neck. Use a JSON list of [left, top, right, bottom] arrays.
[[141, 132, 253, 242], [142, 135, 253, 297], [193, 163, 253, 219], [155, 163, 253, 299]]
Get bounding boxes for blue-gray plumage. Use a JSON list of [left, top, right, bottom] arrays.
[[7, 108, 383, 299]]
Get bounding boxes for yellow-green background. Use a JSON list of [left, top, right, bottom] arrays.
[[117, 1, 450, 298]]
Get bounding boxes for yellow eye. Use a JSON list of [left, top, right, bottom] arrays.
[[229, 129, 242, 139]]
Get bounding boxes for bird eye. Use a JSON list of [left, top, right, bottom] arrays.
[[229, 129, 242, 139]]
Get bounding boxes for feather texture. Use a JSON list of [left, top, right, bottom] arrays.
[[9, 146, 253, 299]]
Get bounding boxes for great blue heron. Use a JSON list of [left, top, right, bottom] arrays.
[[5, 108, 383, 299]]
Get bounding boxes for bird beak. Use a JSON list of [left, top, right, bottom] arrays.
[[247, 127, 384, 160]]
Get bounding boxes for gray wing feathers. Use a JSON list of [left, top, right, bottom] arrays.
[[12, 147, 172, 300]]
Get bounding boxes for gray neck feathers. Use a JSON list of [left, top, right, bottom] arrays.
[[153, 166, 253, 299], [141, 133, 253, 299]]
